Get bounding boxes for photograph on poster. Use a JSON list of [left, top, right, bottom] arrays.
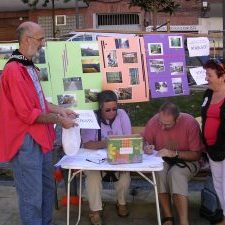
[[32, 47, 46, 64], [57, 94, 77, 107], [115, 87, 132, 100], [80, 43, 99, 56], [154, 81, 168, 93], [169, 36, 183, 48], [0, 45, 16, 59], [106, 71, 122, 83], [85, 89, 100, 103], [39, 68, 48, 81], [129, 68, 139, 85], [115, 38, 130, 49], [172, 77, 184, 94], [148, 43, 163, 55], [81, 58, 100, 73], [106, 50, 118, 67], [122, 52, 138, 63], [170, 62, 184, 75], [63, 77, 83, 91], [150, 59, 165, 73]]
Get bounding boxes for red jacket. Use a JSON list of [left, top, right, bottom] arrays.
[[0, 61, 55, 162]]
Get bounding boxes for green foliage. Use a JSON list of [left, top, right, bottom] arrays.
[[119, 90, 204, 126], [21, 0, 51, 7], [129, 0, 180, 15], [75, 0, 123, 6]]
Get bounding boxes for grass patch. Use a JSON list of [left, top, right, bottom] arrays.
[[119, 90, 204, 126]]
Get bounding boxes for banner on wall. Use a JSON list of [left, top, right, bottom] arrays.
[[98, 36, 149, 103], [143, 34, 189, 98]]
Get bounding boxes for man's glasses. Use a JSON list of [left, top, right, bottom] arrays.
[[159, 120, 176, 129], [86, 158, 106, 164], [104, 108, 117, 113], [28, 36, 45, 42]]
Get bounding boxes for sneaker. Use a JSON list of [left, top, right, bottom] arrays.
[[89, 211, 102, 225], [116, 203, 129, 217]]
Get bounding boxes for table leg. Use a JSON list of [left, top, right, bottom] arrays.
[[152, 171, 161, 225], [76, 171, 82, 225], [67, 169, 71, 225], [137, 171, 161, 225], [66, 169, 83, 225]]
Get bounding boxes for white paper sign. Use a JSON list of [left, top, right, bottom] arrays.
[[189, 67, 207, 85], [120, 147, 133, 154], [74, 110, 100, 129], [187, 37, 209, 57]]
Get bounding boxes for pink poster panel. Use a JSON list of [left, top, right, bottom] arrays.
[[98, 36, 149, 103]]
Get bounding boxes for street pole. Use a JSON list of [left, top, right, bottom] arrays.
[[52, 0, 56, 38], [223, 0, 225, 60], [75, 0, 79, 30]]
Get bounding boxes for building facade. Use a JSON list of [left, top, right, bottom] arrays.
[[0, 0, 223, 44]]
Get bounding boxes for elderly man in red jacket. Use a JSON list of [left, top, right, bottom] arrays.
[[0, 21, 77, 225]]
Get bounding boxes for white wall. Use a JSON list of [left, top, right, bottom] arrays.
[[198, 17, 222, 33]]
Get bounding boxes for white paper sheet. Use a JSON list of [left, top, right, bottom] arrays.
[[187, 37, 209, 57], [74, 110, 100, 129], [189, 67, 207, 85], [55, 148, 164, 171]]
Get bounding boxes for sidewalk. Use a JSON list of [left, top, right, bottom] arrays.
[[0, 180, 210, 225]]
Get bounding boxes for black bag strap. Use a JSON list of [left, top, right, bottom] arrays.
[[94, 110, 102, 141], [163, 157, 198, 173], [95, 110, 119, 182]]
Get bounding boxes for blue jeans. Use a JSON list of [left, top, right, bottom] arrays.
[[11, 134, 55, 225]]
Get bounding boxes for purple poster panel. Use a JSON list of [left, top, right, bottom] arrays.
[[143, 34, 189, 98]]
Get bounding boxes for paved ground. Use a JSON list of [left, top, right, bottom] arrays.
[[0, 178, 210, 225]]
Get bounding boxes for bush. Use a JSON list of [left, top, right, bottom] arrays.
[[119, 90, 204, 126]]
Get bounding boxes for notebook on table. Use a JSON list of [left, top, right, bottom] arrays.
[[107, 134, 143, 165]]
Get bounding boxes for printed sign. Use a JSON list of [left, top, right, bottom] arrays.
[[75, 110, 100, 129], [187, 37, 209, 57]]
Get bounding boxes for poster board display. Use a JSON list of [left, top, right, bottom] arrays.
[[98, 36, 149, 103], [0, 43, 53, 101], [0, 43, 18, 75], [46, 41, 102, 109], [144, 34, 190, 98]]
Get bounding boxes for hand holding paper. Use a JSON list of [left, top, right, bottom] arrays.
[[74, 110, 100, 129]]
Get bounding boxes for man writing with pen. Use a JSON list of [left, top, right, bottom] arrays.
[[142, 102, 204, 225], [81, 90, 132, 225]]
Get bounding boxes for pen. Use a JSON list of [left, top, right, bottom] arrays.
[[86, 158, 106, 164], [86, 159, 95, 163]]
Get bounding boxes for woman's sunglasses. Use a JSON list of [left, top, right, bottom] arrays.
[[104, 108, 117, 113]]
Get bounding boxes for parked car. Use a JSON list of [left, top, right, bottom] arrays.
[[59, 31, 136, 41]]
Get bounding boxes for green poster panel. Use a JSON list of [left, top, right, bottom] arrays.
[[46, 41, 102, 110], [0, 41, 103, 110], [35, 46, 53, 101], [0, 43, 18, 70], [0, 43, 53, 102]]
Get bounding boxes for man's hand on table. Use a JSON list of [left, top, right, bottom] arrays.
[[144, 143, 155, 155]]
